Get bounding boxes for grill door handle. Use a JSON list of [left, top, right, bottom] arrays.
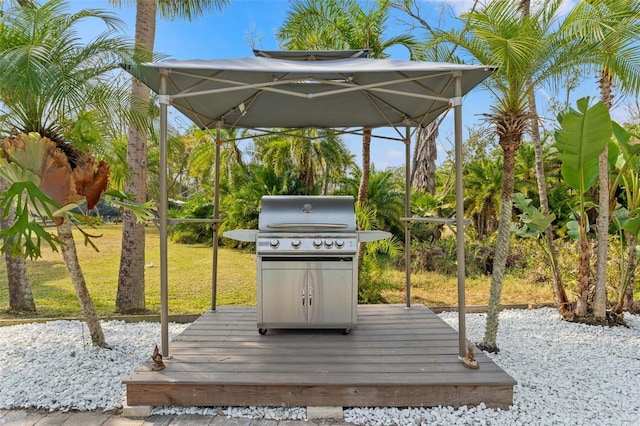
[[309, 286, 312, 306], [302, 287, 305, 305], [266, 223, 349, 229]]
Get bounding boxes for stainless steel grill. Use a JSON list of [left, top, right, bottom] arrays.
[[257, 195, 358, 257], [224, 195, 390, 335]]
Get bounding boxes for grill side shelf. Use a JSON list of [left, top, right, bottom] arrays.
[[222, 229, 258, 242]]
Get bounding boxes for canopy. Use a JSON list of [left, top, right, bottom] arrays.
[[128, 54, 494, 131], [124, 51, 495, 360]]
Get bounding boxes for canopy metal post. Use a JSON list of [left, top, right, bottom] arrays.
[[212, 123, 222, 311], [159, 71, 170, 357], [453, 72, 467, 358], [404, 124, 411, 308]]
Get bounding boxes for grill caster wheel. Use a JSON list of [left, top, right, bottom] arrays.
[[342, 328, 351, 335], [258, 328, 268, 335]]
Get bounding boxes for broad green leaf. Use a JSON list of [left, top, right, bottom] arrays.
[[513, 192, 555, 234], [52, 203, 81, 217], [528, 209, 556, 232], [608, 139, 619, 169], [513, 193, 534, 216], [622, 216, 640, 237], [1, 133, 48, 176], [0, 181, 61, 259], [613, 121, 640, 158], [514, 223, 538, 239], [104, 189, 156, 223], [555, 98, 612, 194], [108, 198, 156, 223], [0, 158, 41, 185], [566, 220, 580, 241]]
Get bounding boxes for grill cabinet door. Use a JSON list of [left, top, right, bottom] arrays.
[[261, 267, 307, 324], [307, 264, 353, 324], [259, 259, 354, 327]]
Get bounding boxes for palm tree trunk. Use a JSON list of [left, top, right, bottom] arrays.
[[57, 219, 106, 348], [117, 0, 156, 314], [412, 123, 438, 194], [594, 68, 615, 319], [481, 138, 519, 352], [593, 145, 609, 318], [323, 161, 330, 195], [0, 179, 35, 312], [357, 127, 372, 276], [357, 128, 372, 205], [4, 248, 35, 312]]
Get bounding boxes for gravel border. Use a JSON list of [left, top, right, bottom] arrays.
[[0, 308, 638, 425]]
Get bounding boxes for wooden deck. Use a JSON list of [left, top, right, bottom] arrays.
[[124, 304, 516, 409]]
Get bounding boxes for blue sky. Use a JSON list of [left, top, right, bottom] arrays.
[[68, 0, 627, 169]]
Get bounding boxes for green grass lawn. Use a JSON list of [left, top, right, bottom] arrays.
[[0, 223, 560, 319], [0, 224, 256, 318]]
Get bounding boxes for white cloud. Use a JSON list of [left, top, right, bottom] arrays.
[[422, 0, 479, 15], [423, 0, 579, 17]]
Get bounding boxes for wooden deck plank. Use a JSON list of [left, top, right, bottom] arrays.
[[153, 353, 488, 364], [125, 304, 516, 409], [126, 383, 515, 409], [127, 357, 508, 372], [126, 370, 510, 386]]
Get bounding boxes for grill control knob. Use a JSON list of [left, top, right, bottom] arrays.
[[313, 239, 323, 248], [324, 239, 334, 247], [269, 239, 279, 248], [291, 239, 301, 248], [335, 239, 345, 248]]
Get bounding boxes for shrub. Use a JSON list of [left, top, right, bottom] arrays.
[[168, 194, 214, 245]]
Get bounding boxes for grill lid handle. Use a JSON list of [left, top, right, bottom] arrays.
[[266, 223, 350, 229]]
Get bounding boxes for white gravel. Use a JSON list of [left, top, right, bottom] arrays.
[[0, 308, 639, 425]]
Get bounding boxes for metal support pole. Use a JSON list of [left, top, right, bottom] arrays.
[[453, 73, 467, 358], [212, 123, 222, 311], [404, 125, 412, 308], [159, 72, 169, 357]]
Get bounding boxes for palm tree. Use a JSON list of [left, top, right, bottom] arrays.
[[564, 0, 640, 318], [434, 0, 577, 351], [398, 0, 481, 196], [337, 166, 404, 235], [0, 0, 132, 346], [517, 0, 572, 321], [109, 0, 230, 314], [252, 129, 353, 195], [463, 158, 502, 240], [0, 0, 35, 313], [277, 0, 415, 199], [187, 127, 247, 194], [278, 0, 415, 273]]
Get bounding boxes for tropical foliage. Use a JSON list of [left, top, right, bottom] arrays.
[[0, 0, 134, 347], [1, 0, 640, 346]]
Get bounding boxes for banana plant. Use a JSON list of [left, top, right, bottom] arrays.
[[554, 97, 612, 316], [609, 123, 640, 314]]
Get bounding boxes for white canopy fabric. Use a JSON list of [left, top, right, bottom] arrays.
[[125, 52, 495, 359], [129, 55, 494, 131]]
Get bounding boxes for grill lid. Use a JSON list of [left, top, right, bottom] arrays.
[[258, 196, 356, 233]]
